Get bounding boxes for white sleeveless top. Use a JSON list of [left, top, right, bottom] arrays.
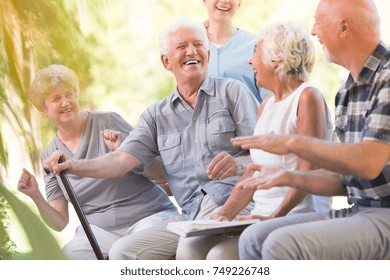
[[250, 82, 333, 216]]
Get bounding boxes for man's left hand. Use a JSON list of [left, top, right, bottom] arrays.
[[207, 151, 238, 180]]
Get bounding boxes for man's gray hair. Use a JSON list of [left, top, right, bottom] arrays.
[[159, 18, 209, 55]]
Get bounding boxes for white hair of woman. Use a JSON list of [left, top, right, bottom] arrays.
[[257, 20, 315, 82]]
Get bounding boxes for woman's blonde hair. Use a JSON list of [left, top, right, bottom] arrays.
[[257, 20, 315, 82], [29, 64, 80, 112]]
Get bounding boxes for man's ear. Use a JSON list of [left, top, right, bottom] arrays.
[[161, 55, 171, 71], [339, 19, 349, 37]]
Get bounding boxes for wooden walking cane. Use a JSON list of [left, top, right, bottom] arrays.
[[58, 156, 105, 260]]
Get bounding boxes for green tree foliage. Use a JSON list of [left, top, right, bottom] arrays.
[[0, 184, 65, 259], [0, 195, 16, 259], [0, 0, 97, 258], [0, 0, 98, 169]]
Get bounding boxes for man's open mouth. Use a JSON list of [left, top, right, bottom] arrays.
[[184, 60, 200, 65]]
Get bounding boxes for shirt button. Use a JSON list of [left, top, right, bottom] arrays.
[[193, 116, 198, 120]]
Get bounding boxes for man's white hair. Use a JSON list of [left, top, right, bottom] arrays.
[[159, 18, 209, 55]]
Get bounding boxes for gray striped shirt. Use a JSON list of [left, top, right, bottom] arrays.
[[119, 76, 258, 219]]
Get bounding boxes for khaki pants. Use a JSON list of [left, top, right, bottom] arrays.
[[63, 208, 177, 260], [108, 194, 226, 260]]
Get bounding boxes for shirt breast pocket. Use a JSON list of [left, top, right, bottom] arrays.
[[158, 133, 183, 173], [207, 110, 236, 153]]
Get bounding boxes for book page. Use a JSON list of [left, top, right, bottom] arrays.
[[167, 219, 259, 237]]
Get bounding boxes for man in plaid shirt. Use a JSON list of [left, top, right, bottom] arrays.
[[231, 0, 390, 259]]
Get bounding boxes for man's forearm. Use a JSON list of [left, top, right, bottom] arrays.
[[142, 157, 165, 180], [287, 136, 389, 179], [70, 150, 140, 178], [290, 168, 346, 196]]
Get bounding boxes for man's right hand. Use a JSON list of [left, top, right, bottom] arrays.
[[43, 150, 72, 174], [236, 163, 291, 191]]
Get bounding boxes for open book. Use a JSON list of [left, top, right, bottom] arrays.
[[167, 219, 258, 237]]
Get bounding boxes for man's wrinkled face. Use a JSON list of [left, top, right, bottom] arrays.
[[311, 1, 342, 64], [161, 27, 210, 83]]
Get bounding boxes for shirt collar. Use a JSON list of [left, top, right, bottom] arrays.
[[170, 75, 214, 106], [344, 41, 389, 89]]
